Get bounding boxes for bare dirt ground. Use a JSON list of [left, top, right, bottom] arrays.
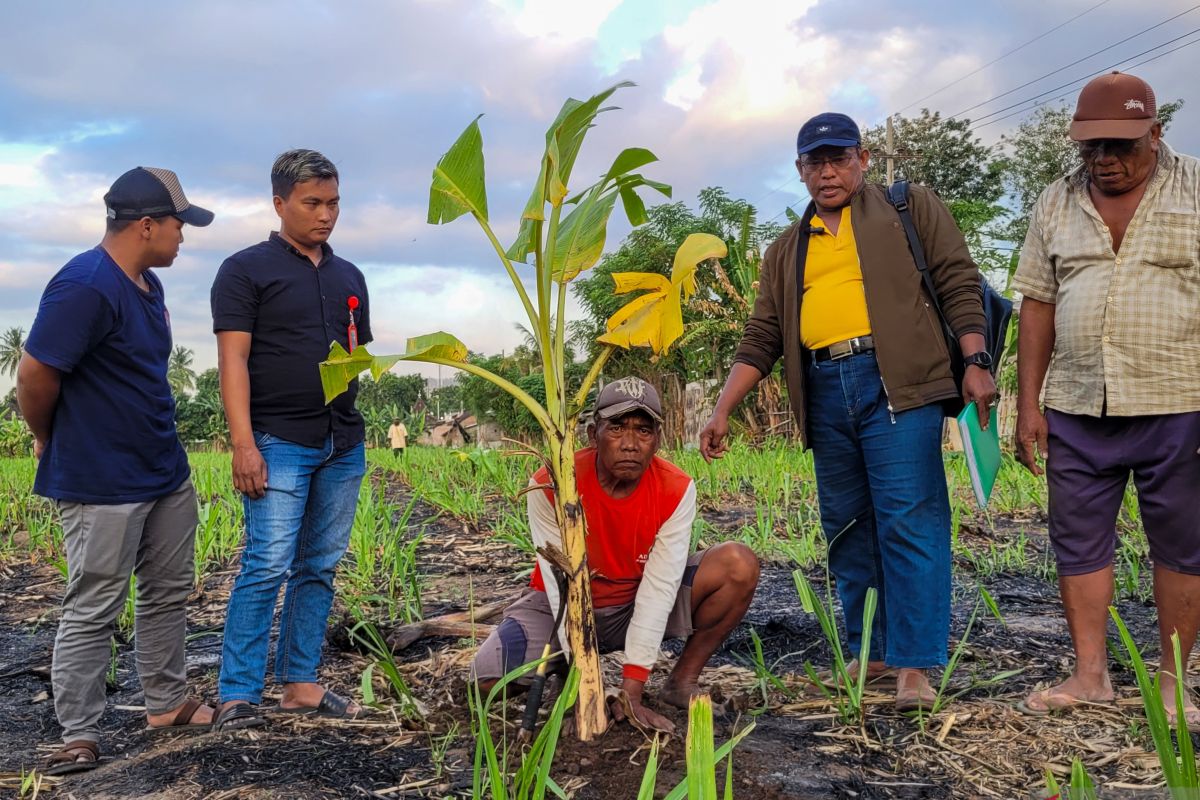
[[0, 486, 1186, 799]]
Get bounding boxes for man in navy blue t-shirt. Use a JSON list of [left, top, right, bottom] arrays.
[[210, 149, 371, 731], [17, 167, 216, 773]]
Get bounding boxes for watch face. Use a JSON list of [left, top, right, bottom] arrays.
[[969, 352, 993, 368]]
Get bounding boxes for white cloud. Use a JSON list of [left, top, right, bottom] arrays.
[[496, 0, 624, 41]]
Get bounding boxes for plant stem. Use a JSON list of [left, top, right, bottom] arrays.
[[548, 431, 606, 740], [416, 356, 554, 432], [573, 345, 614, 416]]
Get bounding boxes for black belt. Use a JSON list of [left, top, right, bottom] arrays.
[[812, 335, 875, 362]]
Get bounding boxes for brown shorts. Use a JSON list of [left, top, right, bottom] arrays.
[[471, 550, 705, 682]]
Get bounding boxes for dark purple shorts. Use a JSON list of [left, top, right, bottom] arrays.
[[1046, 409, 1200, 576]]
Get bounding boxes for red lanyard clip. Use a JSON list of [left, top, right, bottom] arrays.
[[347, 296, 360, 350]]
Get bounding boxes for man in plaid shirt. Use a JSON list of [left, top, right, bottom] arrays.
[[1014, 72, 1200, 723]]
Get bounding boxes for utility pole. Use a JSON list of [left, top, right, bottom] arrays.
[[886, 116, 895, 186], [878, 115, 920, 186]]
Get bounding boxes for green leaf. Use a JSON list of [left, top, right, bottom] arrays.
[[604, 147, 658, 182], [428, 115, 488, 225], [1068, 758, 1096, 798], [319, 342, 401, 405], [1110, 606, 1183, 786], [360, 664, 376, 706], [618, 184, 648, 226], [552, 187, 619, 281], [663, 721, 755, 800], [509, 82, 635, 261], [1043, 766, 1061, 795], [687, 694, 718, 800], [637, 736, 661, 800], [400, 331, 469, 362]]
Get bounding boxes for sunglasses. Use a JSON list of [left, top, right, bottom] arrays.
[[1077, 138, 1144, 160]]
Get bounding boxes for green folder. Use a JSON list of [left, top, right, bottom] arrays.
[[956, 403, 1001, 508]]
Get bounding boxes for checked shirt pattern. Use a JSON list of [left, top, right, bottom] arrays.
[[1014, 141, 1200, 417]]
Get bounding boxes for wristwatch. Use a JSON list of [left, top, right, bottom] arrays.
[[963, 351, 993, 370]]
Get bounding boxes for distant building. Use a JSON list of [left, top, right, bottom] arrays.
[[419, 412, 504, 448]]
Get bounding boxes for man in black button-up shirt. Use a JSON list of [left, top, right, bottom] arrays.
[[210, 149, 372, 730]]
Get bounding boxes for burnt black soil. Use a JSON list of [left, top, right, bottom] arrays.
[[0, 486, 1176, 799]]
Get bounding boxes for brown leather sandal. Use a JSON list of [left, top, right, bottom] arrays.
[[44, 740, 100, 776], [894, 672, 938, 714]]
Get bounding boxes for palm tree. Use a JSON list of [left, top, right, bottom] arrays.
[[167, 345, 196, 396], [0, 327, 25, 379]]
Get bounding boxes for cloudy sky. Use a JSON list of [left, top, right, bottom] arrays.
[[2, 0, 1197, 392]]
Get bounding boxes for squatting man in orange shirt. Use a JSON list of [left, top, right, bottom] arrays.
[[471, 377, 760, 733]]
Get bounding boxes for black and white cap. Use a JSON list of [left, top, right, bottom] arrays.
[[104, 167, 214, 227], [594, 376, 664, 423]]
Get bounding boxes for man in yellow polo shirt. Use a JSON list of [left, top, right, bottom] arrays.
[[701, 112, 996, 712]]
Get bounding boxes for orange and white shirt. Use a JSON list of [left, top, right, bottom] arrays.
[[528, 447, 697, 681]]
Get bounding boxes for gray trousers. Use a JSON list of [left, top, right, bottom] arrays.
[[52, 478, 197, 743]]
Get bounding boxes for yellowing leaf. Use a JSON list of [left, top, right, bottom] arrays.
[[598, 234, 728, 356], [672, 233, 727, 301]]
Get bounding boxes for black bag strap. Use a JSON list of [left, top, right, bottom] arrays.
[[886, 180, 951, 332], [793, 200, 818, 322]]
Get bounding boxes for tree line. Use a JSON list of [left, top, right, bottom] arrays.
[[0, 101, 1184, 454]]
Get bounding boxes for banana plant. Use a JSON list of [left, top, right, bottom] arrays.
[[319, 83, 726, 740]]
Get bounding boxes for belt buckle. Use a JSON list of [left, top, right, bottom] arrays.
[[828, 339, 856, 361]]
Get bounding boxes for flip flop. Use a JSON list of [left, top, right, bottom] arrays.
[[272, 689, 370, 720], [44, 740, 100, 776], [145, 698, 213, 735], [1015, 688, 1113, 716], [212, 701, 267, 732], [809, 660, 899, 692]]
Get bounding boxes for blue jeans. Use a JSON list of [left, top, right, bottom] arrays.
[[218, 433, 365, 703], [806, 352, 951, 668]]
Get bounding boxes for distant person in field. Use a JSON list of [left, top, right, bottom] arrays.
[[17, 167, 215, 774], [1013, 72, 1200, 724], [209, 149, 371, 731], [388, 417, 408, 456], [471, 377, 760, 734], [700, 113, 995, 713]]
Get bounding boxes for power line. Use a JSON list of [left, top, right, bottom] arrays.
[[971, 33, 1200, 131], [968, 26, 1200, 127], [950, 3, 1199, 120], [765, 189, 811, 227], [895, 0, 1112, 115], [751, 173, 801, 210]]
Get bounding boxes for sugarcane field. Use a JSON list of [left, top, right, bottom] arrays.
[[0, 443, 1192, 799]]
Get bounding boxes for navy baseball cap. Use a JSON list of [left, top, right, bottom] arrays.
[[104, 167, 214, 227], [796, 113, 862, 155]]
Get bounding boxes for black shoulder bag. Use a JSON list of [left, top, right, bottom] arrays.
[[885, 180, 1013, 415]]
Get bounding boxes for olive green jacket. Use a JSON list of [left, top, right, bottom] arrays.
[[732, 182, 985, 446]]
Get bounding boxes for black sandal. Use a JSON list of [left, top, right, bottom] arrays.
[[274, 689, 370, 719], [45, 740, 100, 776], [212, 702, 266, 732]]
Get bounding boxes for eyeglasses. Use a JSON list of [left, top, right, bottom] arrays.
[[799, 151, 858, 174], [1077, 138, 1143, 160]]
